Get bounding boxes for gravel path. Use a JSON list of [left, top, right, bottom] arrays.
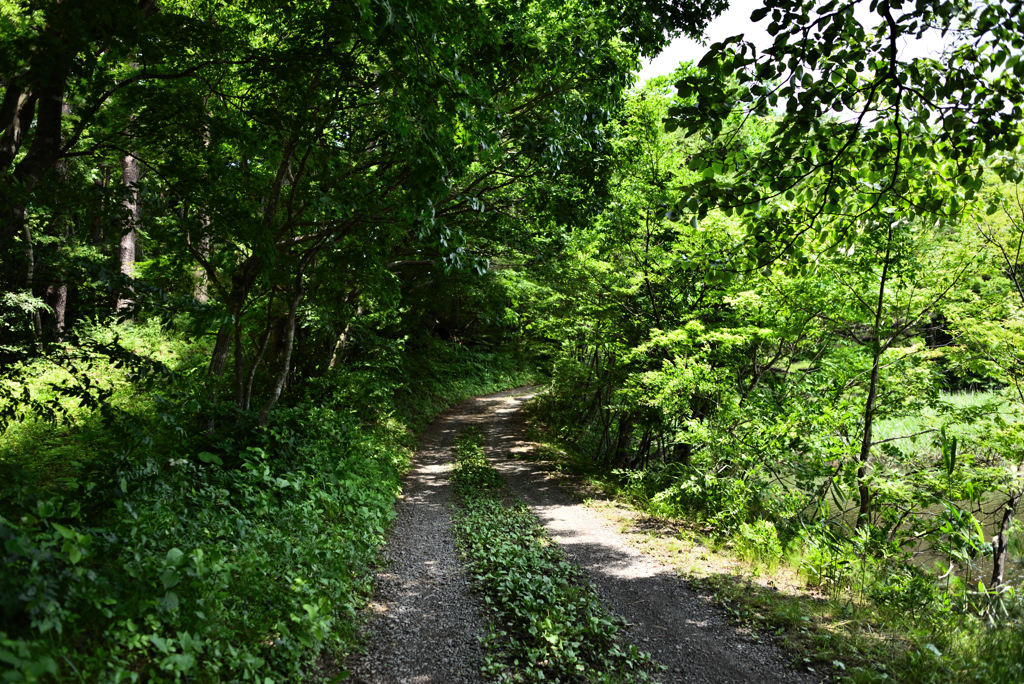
[[345, 398, 495, 684], [479, 390, 821, 684], [348, 388, 820, 683]]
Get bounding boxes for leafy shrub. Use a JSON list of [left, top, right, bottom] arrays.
[[798, 534, 857, 597], [868, 566, 940, 617], [0, 405, 401, 682], [0, 326, 534, 682], [735, 520, 784, 573], [617, 463, 756, 531]]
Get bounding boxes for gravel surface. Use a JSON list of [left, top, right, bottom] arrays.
[[346, 399, 495, 684], [479, 390, 823, 684], [348, 388, 822, 683]]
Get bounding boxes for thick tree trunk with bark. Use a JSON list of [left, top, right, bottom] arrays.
[[46, 283, 67, 337], [1, 81, 66, 292]]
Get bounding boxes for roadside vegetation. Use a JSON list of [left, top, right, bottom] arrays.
[[450, 427, 654, 683], [515, 422, 1024, 683], [515, 75, 1024, 679], [0, 317, 534, 681], [499, 4, 1024, 677]]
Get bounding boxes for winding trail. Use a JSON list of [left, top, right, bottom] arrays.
[[347, 388, 820, 684]]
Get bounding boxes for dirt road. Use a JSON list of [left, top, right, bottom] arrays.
[[347, 388, 820, 684]]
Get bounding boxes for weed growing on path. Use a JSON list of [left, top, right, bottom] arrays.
[[450, 427, 654, 683]]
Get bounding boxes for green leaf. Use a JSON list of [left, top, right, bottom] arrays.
[[51, 523, 76, 540], [198, 452, 223, 466], [161, 569, 181, 590], [67, 544, 82, 564], [36, 500, 54, 519], [161, 653, 196, 673], [162, 591, 180, 612], [149, 635, 170, 654]]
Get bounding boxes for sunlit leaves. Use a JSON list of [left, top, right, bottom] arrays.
[[664, 0, 1024, 270]]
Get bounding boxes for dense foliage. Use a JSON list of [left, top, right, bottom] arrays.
[[509, 2, 1024, 679], [0, 318, 535, 681], [0, 0, 719, 679], [3, 0, 1024, 681]]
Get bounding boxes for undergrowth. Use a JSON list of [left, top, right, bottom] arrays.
[[517, 408, 1024, 684], [0, 322, 537, 683], [449, 427, 654, 683]]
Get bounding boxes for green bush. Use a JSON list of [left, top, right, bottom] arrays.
[[0, 405, 401, 682], [735, 520, 784, 573], [868, 566, 940, 616], [0, 326, 535, 682]]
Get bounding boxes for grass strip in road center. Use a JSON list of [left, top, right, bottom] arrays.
[[450, 427, 654, 683]]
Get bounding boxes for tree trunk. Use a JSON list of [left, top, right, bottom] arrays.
[[0, 85, 36, 175], [856, 225, 894, 528], [117, 154, 139, 314], [611, 414, 634, 469], [20, 209, 41, 340], [1, 82, 64, 292], [193, 107, 212, 302], [208, 258, 260, 378], [194, 234, 210, 302], [328, 305, 363, 369], [259, 286, 303, 426], [637, 428, 653, 470], [46, 282, 67, 338], [234, 317, 246, 409], [243, 327, 272, 412], [3, 83, 65, 235], [991, 459, 1024, 587], [673, 442, 692, 466], [92, 169, 108, 243]]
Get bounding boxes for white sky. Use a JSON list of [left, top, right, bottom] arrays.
[[635, 0, 954, 85]]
